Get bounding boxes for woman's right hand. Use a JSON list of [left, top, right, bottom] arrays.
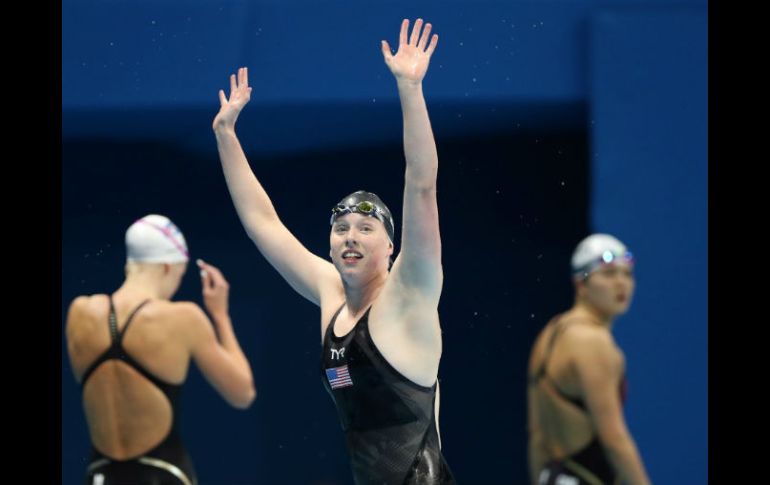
[[212, 67, 252, 132], [197, 258, 230, 322]]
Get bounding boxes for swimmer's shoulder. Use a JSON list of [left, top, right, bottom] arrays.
[[66, 293, 108, 325], [151, 300, 213, 337]]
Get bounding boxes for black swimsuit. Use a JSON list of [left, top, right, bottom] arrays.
[[81, 296, 196, 485], [531, 315, 627, 485], [320, 304, 455, 485]]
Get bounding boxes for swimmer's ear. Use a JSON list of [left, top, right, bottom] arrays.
[[574, 277, 588, 297], [163, 263, 171, 275]]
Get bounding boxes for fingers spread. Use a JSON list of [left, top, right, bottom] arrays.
[[399, 18, 409, 46], [409, 18, 424, 46], [381, 40, 393, 63], [426, 34, 439, 57], [418, 23, 432, 51]]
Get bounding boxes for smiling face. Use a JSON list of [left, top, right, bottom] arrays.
[[330, 212, 393, 284]]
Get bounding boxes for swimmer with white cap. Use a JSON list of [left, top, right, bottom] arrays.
[[125, 213, 191, 264], [526, 233, 652, 485], [65, 214, 256, 485]]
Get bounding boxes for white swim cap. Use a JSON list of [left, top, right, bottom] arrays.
[[125, 214, 189, 264], [571, 233, 634, 279]]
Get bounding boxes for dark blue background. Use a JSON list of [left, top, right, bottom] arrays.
[[62, 1, 707, 483]]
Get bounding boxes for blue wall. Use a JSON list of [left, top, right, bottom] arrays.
[[589, 7, 708, 483]]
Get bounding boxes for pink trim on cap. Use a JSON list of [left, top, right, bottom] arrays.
[[137, 219, 189, 258]]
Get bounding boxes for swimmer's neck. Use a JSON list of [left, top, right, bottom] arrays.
[[116, 276, 169, 301], [570, 302, 615, 329], [342, 272, 388, 316]]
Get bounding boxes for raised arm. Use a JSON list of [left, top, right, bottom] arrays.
[[381, 19, 442, 304], [573, 330, 652, 485], [212, 68, 337, 305]]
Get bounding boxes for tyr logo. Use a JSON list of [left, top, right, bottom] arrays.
[[330, 347, 346, 360]]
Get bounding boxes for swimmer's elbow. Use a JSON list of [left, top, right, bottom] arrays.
[[596, 422, 633, 452], [231, 383, 257, 410]]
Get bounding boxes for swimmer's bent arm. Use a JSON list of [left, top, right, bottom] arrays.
[[573, 329, 652, 485], [212, 68, 338, 306], [183, 302, 256, 409]]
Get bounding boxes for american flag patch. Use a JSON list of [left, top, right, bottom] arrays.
[[326, 364, 354, 390]]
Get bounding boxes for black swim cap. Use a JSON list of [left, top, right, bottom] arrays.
[[330, 190, 395, 243]]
